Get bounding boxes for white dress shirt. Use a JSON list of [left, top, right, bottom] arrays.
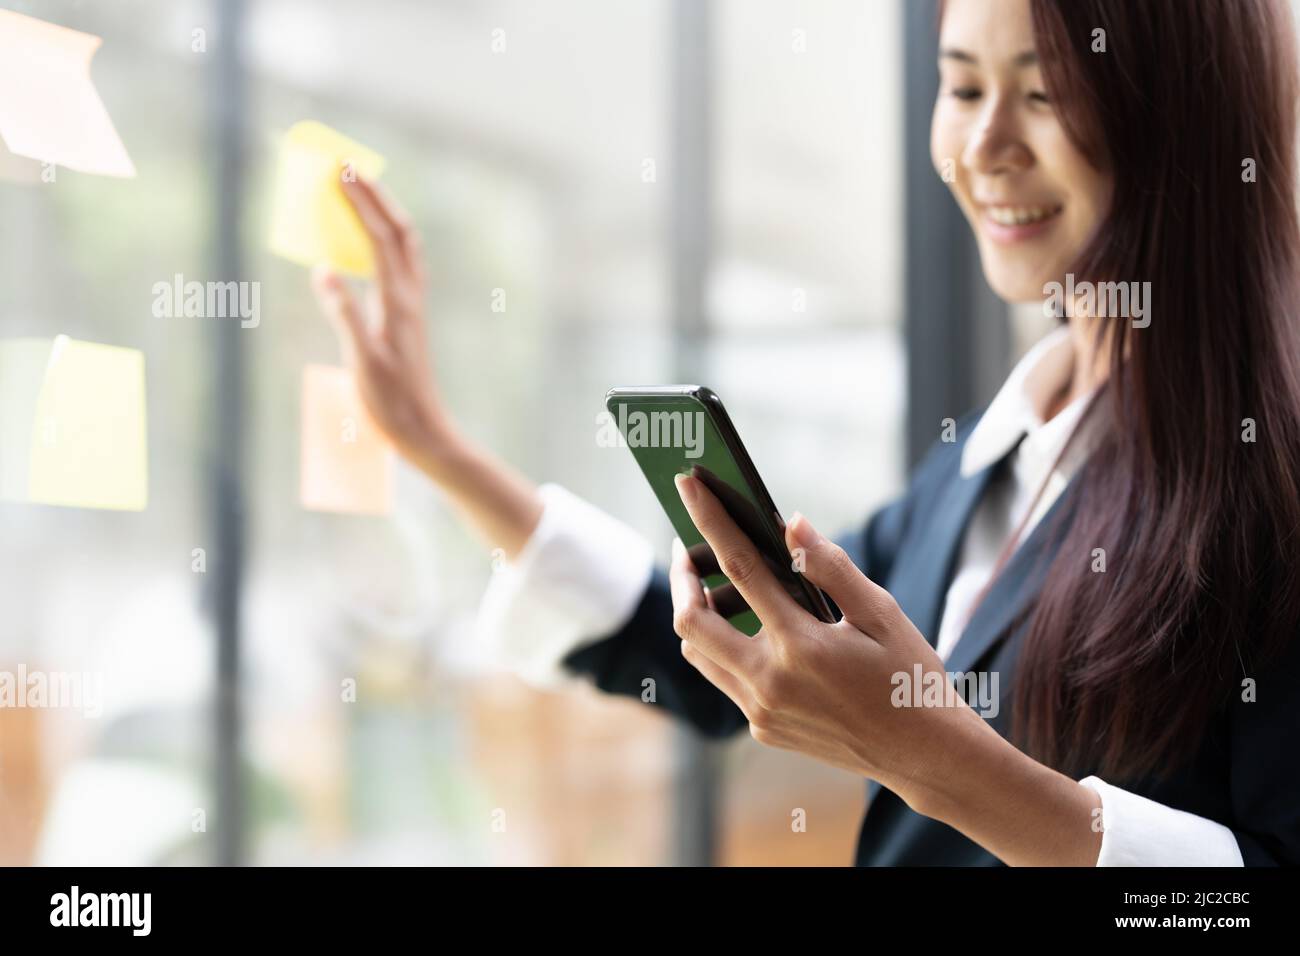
[[476, 327, 1244, 866]]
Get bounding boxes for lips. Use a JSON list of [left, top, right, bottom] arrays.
[[980, 203, 1063, 225], [976, 201, 1064, 243]]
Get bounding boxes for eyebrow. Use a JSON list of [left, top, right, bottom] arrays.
[[939, 48, 1039, 67]]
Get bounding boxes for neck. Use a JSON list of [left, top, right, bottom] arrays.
[[1042, 313, 1114, 422]]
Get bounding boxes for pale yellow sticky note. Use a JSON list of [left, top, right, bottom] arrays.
[[0, 10, 135, 177], [300, 364, 393, 515], [268, 121, 386, 278], [0, 336, 148, 511]]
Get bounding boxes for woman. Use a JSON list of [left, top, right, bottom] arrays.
[[311, 0, 1300, 865]]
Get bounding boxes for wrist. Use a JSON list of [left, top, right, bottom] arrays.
[[409, 421, 475, 484], [895, 706, 1009, 820], [415, 429, 544, 559], [899, 709, 1103, 867]]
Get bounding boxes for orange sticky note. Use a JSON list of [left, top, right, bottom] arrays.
[[0, 336, 148, 511], [300, 364, 393, 515], [0, 10, 135, 177], [267, 121, 386, 277]]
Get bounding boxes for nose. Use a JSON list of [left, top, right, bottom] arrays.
[[962, 95, 1033, 177]]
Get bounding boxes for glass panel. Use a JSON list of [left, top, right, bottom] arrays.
[[711, 0, 904, 864], [0, 0, 213, 865], [2, 0, 911, 867], [241, 0, 672, 864]]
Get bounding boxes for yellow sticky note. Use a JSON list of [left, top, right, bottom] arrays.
[[268, 121, 386, 278], [300, 364, 393, 515], [0, 10, 135, 177], [0, 336, 148, 511]]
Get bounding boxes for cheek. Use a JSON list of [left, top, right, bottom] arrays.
[[930, 112, 968, 196], [1059, 173, 1111, 258], [1076, 173, 1113, 236], [930, 105, 958, 178], [1041, 132, 1112, 230]]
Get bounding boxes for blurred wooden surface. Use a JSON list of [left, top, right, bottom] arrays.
[[0, 703, 46, 865]]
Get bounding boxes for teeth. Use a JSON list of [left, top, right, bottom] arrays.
[[986, 205, 1059, 226]]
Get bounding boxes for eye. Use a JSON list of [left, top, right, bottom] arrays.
[[1028, 90, 1051, 104], [951, 87, 982, 102]]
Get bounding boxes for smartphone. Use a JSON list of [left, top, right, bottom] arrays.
[[604, 385, 836, 636]]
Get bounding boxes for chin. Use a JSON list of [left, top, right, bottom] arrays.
[[980, 263, 1046, 305]]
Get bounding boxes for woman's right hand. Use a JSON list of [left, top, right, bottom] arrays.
[[310, 173, 461, 477]]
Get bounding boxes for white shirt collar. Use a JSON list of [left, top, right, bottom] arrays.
[[960, 326, 1096, 479]]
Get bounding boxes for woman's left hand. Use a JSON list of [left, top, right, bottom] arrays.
[[669, 472, 995, 808]]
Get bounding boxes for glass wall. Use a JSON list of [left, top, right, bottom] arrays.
[[0, 0, 214, 865], [1, 0, 906, 865]]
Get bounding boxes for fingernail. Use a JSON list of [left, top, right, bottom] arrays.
[[675, 473, 697, 504], [790, 511, 821, 549]]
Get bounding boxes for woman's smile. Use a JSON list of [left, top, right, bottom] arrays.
[[978, 201, 1065, 244]]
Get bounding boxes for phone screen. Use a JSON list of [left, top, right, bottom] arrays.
[[605, 389, 831, 635]]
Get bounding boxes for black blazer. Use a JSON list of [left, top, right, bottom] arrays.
[[562, 412, 1300, 865]]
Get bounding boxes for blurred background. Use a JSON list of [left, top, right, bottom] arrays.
[[4, 0, 1291, 866]]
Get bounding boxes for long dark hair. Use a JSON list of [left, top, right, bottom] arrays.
[[1003, 0, 1300, 780]]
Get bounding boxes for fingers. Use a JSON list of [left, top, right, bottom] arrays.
[[671, 540, 760, 715], [340, 174, 401, 283], [684, 542, 753, 618], [706, 582, 751, 619], [784, 512, 900, 637], [669, 537, 709, 614], [669, 538, 763, 676], [689, 465, 772, 547], [675, 473, 801, 631], [686, 541, 720, 577], [339, 173, 423, 321], [679, 637, 759, 718], [311, 265, 366, 363], [360, 176, 425, 278]]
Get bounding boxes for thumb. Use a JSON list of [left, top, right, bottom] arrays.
[[786, 512, 900, 637], [311, 264, 366, 363]]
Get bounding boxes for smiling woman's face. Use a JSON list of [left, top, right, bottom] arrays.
[[932, 0, 1113, 303]]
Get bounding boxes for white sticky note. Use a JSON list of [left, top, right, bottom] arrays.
[[0, 10, 135, 177], [267, 121, 387, 277]]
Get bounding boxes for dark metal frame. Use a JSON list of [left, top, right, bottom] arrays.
[[209, 0, 248, 867], [668, 0, 721, 868]]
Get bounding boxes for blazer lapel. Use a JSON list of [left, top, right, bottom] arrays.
[[943, 473, 1083, 677], [896, 461, 1001, 646]]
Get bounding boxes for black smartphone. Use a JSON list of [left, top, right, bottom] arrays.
[[604, 385, 836, 636]]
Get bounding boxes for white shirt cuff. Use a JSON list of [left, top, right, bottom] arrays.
[[476, 483, 655, 690], [1080, 776, 1244, 866]]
